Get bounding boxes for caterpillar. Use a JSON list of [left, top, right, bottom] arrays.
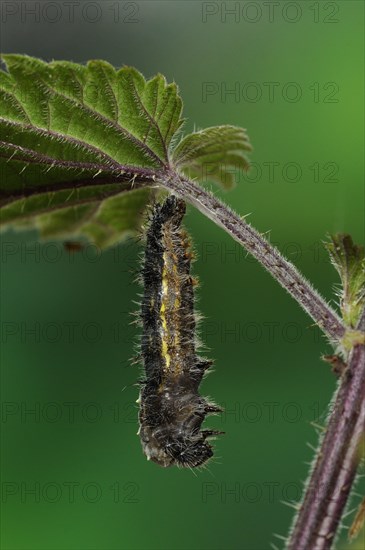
[[137, 195, 223, 468]]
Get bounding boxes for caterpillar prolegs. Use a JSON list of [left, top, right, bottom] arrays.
[[137, 196, 223, 468]]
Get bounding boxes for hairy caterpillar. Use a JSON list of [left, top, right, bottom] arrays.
[[137, 196, 223, 468]]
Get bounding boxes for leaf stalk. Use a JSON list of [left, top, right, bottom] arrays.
[[161, 172, 346, 342]]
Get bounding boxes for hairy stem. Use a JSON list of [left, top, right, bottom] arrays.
[[161, 172, 346, 342], [157, 171, 363, 549], [286, 308, 365, 550]]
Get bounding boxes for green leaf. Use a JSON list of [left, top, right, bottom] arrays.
[[0, 55, 252, 247], [172, 125, 252, 189], [325, 234, 365, 328], [0, 54, 184, 247]]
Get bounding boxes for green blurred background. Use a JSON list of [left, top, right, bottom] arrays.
[[1, 1, 364, 549]]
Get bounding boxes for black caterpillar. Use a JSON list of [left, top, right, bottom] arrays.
[[137, 195, 223, 468]]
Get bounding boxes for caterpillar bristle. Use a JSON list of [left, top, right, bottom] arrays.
[[136, 195, 223, 468]]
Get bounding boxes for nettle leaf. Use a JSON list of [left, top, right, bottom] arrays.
[[0, 54, 252, 247], [172, 125, 252, 189], [325, 234, 365, 328], [0, 54, 184, 247]]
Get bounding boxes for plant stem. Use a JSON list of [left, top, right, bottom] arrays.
[[286, 307, 365, 550], [161, 172, 364, 549], [162, 172, 346, 342]]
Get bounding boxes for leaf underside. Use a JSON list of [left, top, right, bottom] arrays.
[[0, 54, 252, 247], [172, 125, 252, 190]]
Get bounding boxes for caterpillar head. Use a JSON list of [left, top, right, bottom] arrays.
[[139, 388, 223, 468]]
